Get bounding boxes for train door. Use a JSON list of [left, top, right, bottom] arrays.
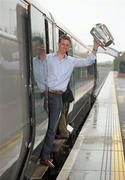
[[0, 0, 32, 180], [21, 5, 53, 179]]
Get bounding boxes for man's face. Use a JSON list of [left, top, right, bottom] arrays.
[[32, 40, 44, 57], [36, 48, 45, 59], [58, 39, 70, 54]]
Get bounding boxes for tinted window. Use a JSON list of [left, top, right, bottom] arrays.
[[31, 6, 48, 152]]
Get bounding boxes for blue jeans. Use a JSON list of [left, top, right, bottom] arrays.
[[40, 93, 63, 160]]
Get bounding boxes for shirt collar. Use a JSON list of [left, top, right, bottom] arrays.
[[53, 53, 68, 59], [36, 56, 45, 61]]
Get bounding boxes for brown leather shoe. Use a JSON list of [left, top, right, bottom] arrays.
[[40, 159, 55, 168]]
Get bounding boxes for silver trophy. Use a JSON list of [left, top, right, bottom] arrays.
[[90, 23, 114, 49]]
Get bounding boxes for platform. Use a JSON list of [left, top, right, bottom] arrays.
[[57, 72, 125, 180]]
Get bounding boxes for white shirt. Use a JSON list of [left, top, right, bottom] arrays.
[[33, 56, 47, 92], [46, 53, 96, 92]]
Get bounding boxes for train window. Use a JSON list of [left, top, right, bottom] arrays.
[[30, 6, 48, 154], [0, 1, 16, 36], [45, 19, 54, 53], [48, 21, 54, 53], [55, 27, 66, 51], [71, 39, 95, 101], [72, 39, 88, 58], [56, 28, 66, 50], [68, 36, 73, 56]]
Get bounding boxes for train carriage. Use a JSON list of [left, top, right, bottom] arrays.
[[0, 0, 97, 179]]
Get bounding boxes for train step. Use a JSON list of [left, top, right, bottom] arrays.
[[25, 139, 67, 180]]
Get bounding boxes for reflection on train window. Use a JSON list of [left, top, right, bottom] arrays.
[[71, 39, 95, 102], [31, 6, 48, 150], [0, 0, 16, 36]]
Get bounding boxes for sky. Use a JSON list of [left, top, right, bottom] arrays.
[[35, 0, 125, 61]]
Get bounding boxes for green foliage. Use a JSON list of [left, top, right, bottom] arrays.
[[113, 51, 125, 71]]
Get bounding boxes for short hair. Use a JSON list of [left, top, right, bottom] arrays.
[[32, 36, 44, 46], [59, 35, 71, 44]]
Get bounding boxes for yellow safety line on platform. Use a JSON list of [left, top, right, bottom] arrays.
[[112, 74, 125, 180]]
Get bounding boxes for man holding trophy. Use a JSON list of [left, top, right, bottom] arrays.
[[39, 23, 114, 167]]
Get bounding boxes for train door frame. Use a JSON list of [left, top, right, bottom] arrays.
[[20, 4, 55, 179]]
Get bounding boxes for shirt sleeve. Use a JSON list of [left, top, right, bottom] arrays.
[[72, 54, 96, 67]]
